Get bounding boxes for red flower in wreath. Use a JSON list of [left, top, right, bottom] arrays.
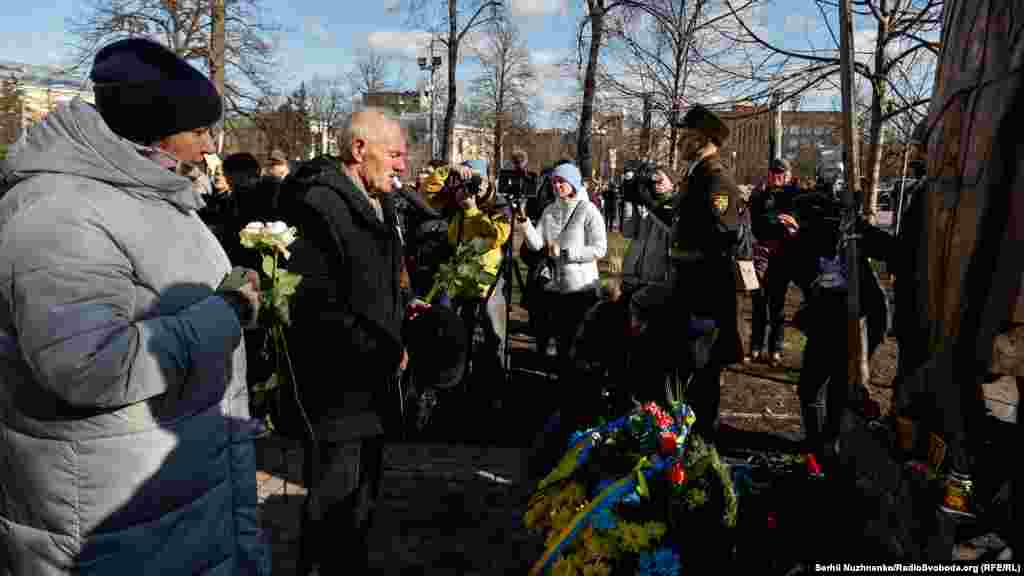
[[659, 433, 677, 454], [666, 462, 687, 485], [643, 403, 673, 429]]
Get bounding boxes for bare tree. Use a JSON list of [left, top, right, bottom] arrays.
[[347, 47, 397, 97], [0, 74, 24, 156], [65, 0, 280, 116], [599, 0, 730, 170], [573, 0, 670, 181], [253, 83, 312, 160], [389, 0, 504, 161], [717, 0, 942, 220], [307, 75, 351, 156], [468, 19, 536, 175]]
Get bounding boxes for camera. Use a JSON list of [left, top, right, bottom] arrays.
[[621, 160, 657, 204], [465, 174, 483, 196], [497, 168, 537, 203], [451, 171, 484, 207]]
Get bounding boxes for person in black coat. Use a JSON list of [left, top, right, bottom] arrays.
[[748, 158, 802, 365], [280, 109, 407, 575], [858, 120, 931, 418], [621, 165, 678, 293], [670, 105, 745, 441], [788, 189, 890, 464]]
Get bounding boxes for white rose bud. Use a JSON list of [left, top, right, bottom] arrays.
[[268, 221, 288, 235], [280, 227, 297, 246], [245, 222, 266, 232]]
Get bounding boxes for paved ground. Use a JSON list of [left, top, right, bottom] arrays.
[[255, 314, 554, 575], [257, 438, 544, 575]]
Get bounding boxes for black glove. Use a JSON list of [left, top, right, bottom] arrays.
[[218, 290, 254, 327], [217, 267, 258, 327]]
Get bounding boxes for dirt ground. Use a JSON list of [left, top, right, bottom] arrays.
[[726, 278, 900, 437]]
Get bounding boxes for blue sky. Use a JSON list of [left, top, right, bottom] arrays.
[[1, 0, 908, 128]]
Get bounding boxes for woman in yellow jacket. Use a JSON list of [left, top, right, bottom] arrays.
[[447, 159, 512, 391]]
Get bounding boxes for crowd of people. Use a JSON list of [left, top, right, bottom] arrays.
[[0, 33, 1014, 575]]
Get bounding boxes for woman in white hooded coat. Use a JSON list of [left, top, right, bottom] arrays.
[[516, 162, 607, 404]]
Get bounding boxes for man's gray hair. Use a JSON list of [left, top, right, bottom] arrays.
[[337, 106, 401, 162]]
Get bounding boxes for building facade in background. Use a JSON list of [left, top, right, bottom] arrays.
[[0, 61, 92, 126], [0, 61, 91, 155], [719, 104, 842, 185], [363, 90, 423, 116]]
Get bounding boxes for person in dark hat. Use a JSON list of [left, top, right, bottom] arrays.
[[266, 148, 291, 180], [91, 39, 223, 162], [669, 104, 745, 442], [225, 152, 263, 190], [748, 156, 801, 366], [0, 37, 269, 574]]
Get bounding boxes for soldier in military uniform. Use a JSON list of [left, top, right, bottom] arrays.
[[670, 105, 744, 441]]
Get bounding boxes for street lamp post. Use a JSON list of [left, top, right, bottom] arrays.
[[418, 38, 443, 160]]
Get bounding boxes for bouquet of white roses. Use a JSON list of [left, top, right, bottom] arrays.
[[238, 221, 303, 411]]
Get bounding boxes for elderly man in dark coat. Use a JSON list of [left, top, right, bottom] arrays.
[[281, 107, 408, 574], [670, 104, 745, 441]]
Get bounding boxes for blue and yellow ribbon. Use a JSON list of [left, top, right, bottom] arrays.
[[529, 456, 675, 575], [528, 403, 698, 575]]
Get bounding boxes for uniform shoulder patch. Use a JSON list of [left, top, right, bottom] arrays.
[[712, 193, 729, 215]]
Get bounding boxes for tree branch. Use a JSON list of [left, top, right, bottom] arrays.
[[722, 0, 837, 64]]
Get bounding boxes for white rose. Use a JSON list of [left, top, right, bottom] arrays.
[[245, 222, 266, 233], [279, 227, 298, 247], [268, 221, 288, 235]]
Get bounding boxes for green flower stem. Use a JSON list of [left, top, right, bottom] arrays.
[[424, 281, 441, 305], [271, 249, 279, 309], [274, 322, 314, 438]]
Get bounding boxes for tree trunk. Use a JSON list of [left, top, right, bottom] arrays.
[[443, 0, 458, 162], [577, 0, 604, 179], [668, 76, 682, 171], [209, 0, 225, 95], [493, 113, 503, 180], [668, 80, 681, 170], [210, 0, 225, 153], [641, 93, 653, 159], [494, 67, 505, 177], [863, 3, 889, 224]]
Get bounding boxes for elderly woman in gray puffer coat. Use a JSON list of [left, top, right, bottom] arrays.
[[0, 39, 269, 575]]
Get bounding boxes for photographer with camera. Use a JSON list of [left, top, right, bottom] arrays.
[[448, 159, 512, 390], [621, 163, 679, 292]]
